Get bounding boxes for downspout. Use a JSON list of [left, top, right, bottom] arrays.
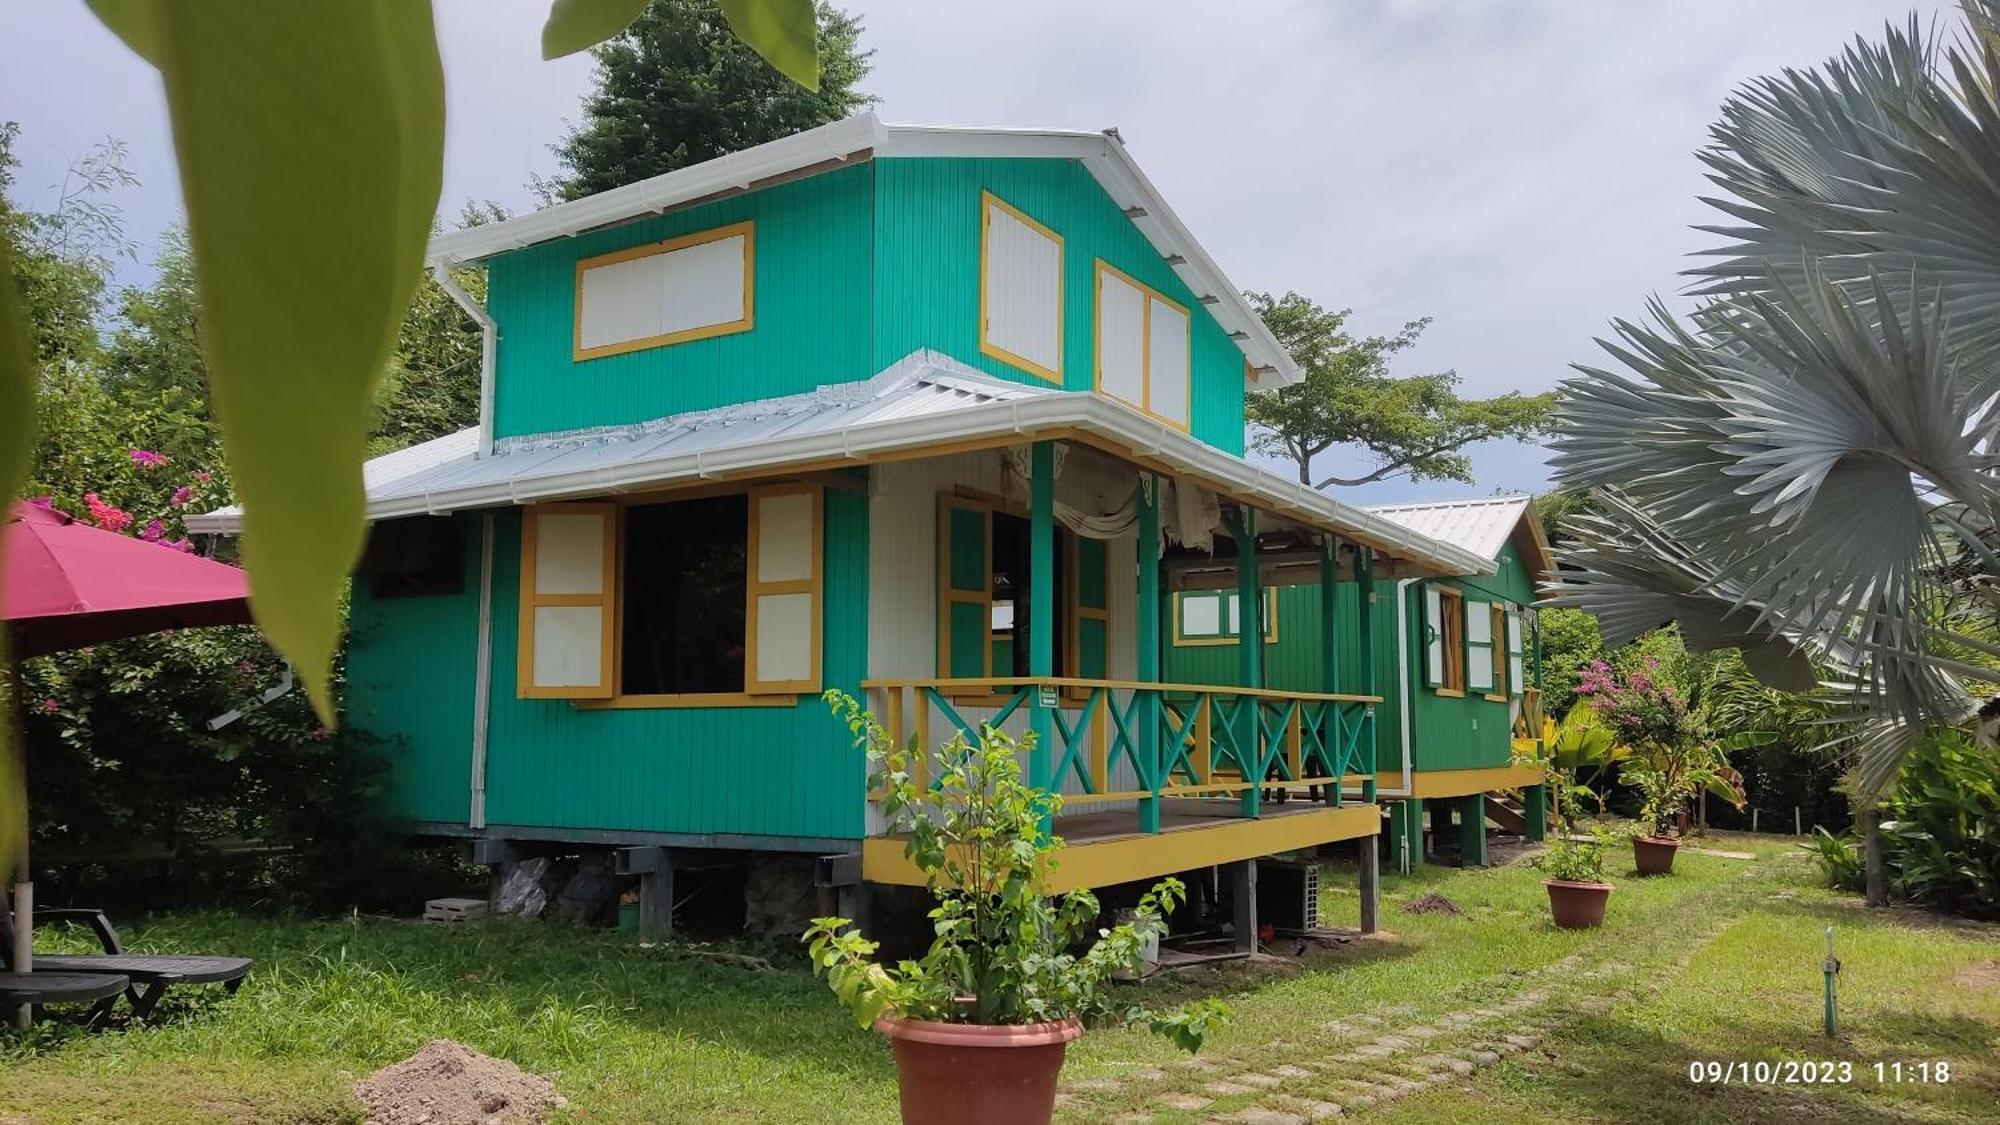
[[1375, 577, 1421, 798], [431, 260, 498, 828], [432, 261, 497, 459]]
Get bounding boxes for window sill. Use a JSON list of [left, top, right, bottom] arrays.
[[1483, 693, 1509, 703], [1434, 688, 1466, 699], [573, 692, 798, 710]]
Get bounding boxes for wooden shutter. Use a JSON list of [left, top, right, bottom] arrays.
[[745, 484, 823, 694], [937, 496, 993, 679], [1506, 608, 1526, 696], [1465, 598, 1495, 691], [1069, 534, 1110, 681], [1422, 585, 1444, 687], [980, 193, 1063, 382], [518, 502, 617, 699]]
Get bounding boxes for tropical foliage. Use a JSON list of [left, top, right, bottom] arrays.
[[1547, 1, 2000, 796], [803, 692, 1228, 1051], [1804, 731, 2000, 919]]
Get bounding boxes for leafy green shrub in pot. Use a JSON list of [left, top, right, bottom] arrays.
[[804, 691, 1229, 1124]]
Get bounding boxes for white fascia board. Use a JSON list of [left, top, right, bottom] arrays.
[[425, 114, 887, 267], [365, 395, 1485, 576], [184, 506, 244, 535]]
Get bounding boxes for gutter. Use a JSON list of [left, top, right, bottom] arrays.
[[431, 263, 497, 458], [1376, 577, 1421, 799], [469, 513, 495, 829]]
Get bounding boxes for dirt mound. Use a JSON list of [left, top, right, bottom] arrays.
[[355, 1040, 566, 1125], [1401, 892, 1463, 916]]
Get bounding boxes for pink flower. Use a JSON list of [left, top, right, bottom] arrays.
[[140, 518, 166, 543], [170, 486, 194, 507], [129, 449, 167, 469], [36, 699, 59, 715], [192, 471, 213, 484], [82, 493, 132, 532]]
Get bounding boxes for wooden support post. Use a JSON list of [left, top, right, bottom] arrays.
[[1459, 794, 1488, 867], [1319, 534, 1340, 807], [1233, 508, 1262, 818], [837, 882, 872, 937], [1229, 859, 1258, 954], [637, 850, 676, 936], [1358, 833, 1380, 935], [1136, 474, 1163, 834], [1028, 440, 1056, 813], [1523, 784, 1548, 842]]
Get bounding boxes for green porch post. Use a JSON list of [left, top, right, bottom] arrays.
[[1028, 441, 1056, 808], [1355, 544, 1377, 804], [1319, 534, 1340, 807], [1458, 793, 1488, 867], [1523, 784, 1548, 842], [1233, 507, 1262, 818], [1136, 474, 1162, 834]]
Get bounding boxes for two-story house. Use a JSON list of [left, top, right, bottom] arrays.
[[193, 115, 1511, 937]]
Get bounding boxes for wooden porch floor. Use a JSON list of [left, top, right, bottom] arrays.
[[862, 797, 1380, 894]]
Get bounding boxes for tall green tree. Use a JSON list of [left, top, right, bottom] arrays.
[[1245, 291, 1557, 488], [543, 0, 873, 201]]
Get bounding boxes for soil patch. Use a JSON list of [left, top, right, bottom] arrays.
[[1403, 892, 1463, 916], [355, 1040, 566, 1125], [1958, 960, 2000, 990]]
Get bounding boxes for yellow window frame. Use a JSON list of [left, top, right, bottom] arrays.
[[572, 220, 756, 362], [978, 191, 1064, 384], [1091, 259, 1192, 433], [1170, 587, 1278, 647]]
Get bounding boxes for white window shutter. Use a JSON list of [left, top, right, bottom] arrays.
[[1507, 608, 1526, 696], [746, 484, 823, 693], [518, 503, 616, 699], [574, 223, 753, 358], [1146, 296, 1190, 426], [1423, 585, 1444, 687], [1466, 599, 1495, 691], [1096, 266, 1146, 408], [981, 194, 1063, 380]]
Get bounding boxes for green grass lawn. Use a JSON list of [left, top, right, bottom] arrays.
[[4, 833, 1997, 1123]]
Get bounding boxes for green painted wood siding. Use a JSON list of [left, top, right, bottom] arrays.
[[484, 163, 876, 439], [1164, 540, 1540, 774], [871, 157, 1247, 455], [346, 516, 482, 824], [478, 489, 871, 838]]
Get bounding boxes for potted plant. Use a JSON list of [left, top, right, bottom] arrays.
[[1534, 831, 1614, 928], [804, 691, 1229, 1125]]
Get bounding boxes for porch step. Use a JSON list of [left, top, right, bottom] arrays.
[[1483, 795, 1528, 836]]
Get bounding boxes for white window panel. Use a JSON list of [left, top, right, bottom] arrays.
[[1468, 645, 1496, 692], [1183, 593, 1221, 637], [754, 489, 815, 583], [1424, 585, 1444, 686], [982, 195, 1063, 379], [1097, 268, 1146, 407], [1146, 296, 1190, 426], [1466, 601, 1493, 644], [531, 605, 604, 689], [575, 225, 751, 357], [534, 512, 607, 595], [752, 591, 815, 683]]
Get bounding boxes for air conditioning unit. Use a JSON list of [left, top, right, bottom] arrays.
[[1257, 860, 1319, 933]]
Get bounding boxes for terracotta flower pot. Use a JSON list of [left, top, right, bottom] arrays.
[[1632, 835, 1681, 876], [876, 1015, 1083, 1125], [1544, 878, 1613, 929]]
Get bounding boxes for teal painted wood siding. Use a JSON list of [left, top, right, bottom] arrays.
[[872, 157, 1247, 454], [346, 516, 482, 824], [485, 163, 876, 439], [477, 488, 870, 839]]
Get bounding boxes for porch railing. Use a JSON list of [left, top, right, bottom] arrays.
[[859, 677, 1380, 833]]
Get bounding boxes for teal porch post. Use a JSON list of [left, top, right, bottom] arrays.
[[1319, 534, 1340, 807], [1136, 474, 1162, 834], [1355, 545, 1377, 804], [1523, 784, 1548, 841], [1233, 507, 1263, 818], [1459, 793, 1488, 867], [1028, 441, 1056, 810]]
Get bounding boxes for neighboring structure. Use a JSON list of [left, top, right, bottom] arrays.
[[1166, 495, 1554, 870], [192, 115, 1494, 937]]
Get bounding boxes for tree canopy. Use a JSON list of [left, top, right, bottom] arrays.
[[543, 0, 873, 202], [1245, 291, 1556, 489]]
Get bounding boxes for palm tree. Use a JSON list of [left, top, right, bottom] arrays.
[[1547, 2, 2000, 835]]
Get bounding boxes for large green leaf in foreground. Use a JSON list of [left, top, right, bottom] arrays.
[[0, 237, 37, 878], [720, 0, 821, 91], [541, 0, 651, 60], [89, 2, 445, 720]]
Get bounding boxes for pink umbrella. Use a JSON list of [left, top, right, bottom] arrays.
[[3, 501, 253, 981]]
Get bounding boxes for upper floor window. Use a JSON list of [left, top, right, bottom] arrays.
[[1093, 260, 1190, 429], [573, 220, 755, 361], [979, 192, 1064, 383]]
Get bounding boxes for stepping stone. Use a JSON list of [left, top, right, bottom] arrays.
[[1182, 1057, 1219, 1070], [1071, 1078, 1122, 1092], [1159, 1093, 1213, 1112], [1237, 1073, 1283, 1089], [1270, 1065, 1315, 1080], [1350, 1043, 1396, 1059], [1230, 1110, 1306, 1125], [1503, 1034, 1543, 1050], [1399, 1025, 1441, 1041], [1207, 1080, 1256, 1096], [1132, 1068, 1167, 1082], [1292, 1098, 1342, 1120], [1469, 1050, 1502, 1066]]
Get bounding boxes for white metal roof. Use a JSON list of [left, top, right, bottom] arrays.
[[1365, 495, 1543, 569], [185, 427, 481, 534], [189, 353, 1489, 576], [425, 113, 1299, 389]]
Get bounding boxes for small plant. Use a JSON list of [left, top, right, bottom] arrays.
[[1534, 830, 1610, 884], [1799, 826, 1864, 893], [802, 690, 1230, 1051]]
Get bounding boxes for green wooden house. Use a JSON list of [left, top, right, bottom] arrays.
[[1166, 495, 1555, 871], [191, 115, 1496, 932]]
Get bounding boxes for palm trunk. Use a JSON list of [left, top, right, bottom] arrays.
[[1862, 806, 1887, 908]]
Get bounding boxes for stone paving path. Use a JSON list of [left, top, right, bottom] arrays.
[[1055, 908, 1739, 1123]]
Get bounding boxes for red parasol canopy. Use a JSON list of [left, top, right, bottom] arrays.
[[2, 501, 252, 657]]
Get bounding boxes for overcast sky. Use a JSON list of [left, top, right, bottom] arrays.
[[1, 0, 1945, 502]]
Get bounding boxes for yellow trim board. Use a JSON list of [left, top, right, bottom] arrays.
[[863, 803, 1379, 894], [1352, 764, 1544, 799]]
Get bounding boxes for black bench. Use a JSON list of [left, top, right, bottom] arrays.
[[0, 970, 131, 1024], [3, 907, 251, 1019]]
